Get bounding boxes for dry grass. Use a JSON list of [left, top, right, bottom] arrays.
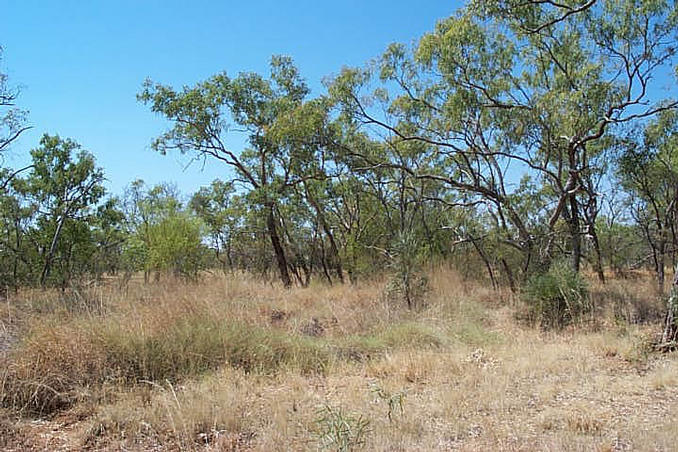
[[1, 266, 677, 451]]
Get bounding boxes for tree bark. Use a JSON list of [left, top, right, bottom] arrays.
[[588, 224, 606, 283], [266, 202, 292, 287], [469, 235, 497, 290], [501, 258, 517, 293], [658, 239, 666, 294], [660, 267, 678, 349], [40, 214, 67, 287], [568, 195, 582, 273]]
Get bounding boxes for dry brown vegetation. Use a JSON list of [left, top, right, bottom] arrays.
[[1, 267, 677, 451]]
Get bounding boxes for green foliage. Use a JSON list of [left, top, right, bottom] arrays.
[[617, 111, 678, 289], [523, 263, 591, 329], [384, 232, 430, 309], [190, 180, 242, 270], [0, 135, 114, 290], [328, 0, 678, 285], [138, 56, 335, 286], [1, 1, 677, 298], [596, 217, 645, 277], [145, 212, 206, 278], [119, 180, 208, 279], [313, 404, 370, 452], [120, 235, 148, 274]]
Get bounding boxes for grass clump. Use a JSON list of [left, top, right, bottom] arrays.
[[369, 382, 406, 422], [102, 314, 332, 380], [337, 323, 444, 360], [1, 313, 445, 417], [1, 314, 332, 416], [313, 404, 371, 451], [378, 323, 444, 348], [85, 369, 255, 450], [523, 263, 591, 329], [0, 323, 108, 416]]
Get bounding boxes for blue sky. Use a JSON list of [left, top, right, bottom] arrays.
[[2, 0, 459, 196]]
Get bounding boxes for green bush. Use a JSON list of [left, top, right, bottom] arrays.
[[145, 213, 207, 279], [523, 263, 590, 329], [384, 232, 430, 310]]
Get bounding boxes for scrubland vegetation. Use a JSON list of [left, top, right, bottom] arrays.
[[2, 0, 678, 449], [1, 268, 677, 450]]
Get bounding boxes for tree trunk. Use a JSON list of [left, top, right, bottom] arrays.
[[266, 202, 291, 287], [289, 263, 303, 286], [660, 267, 678, 349], [589, 224, 606, 283], [470, 235, 497, 290], [568, 195, 582, 273], [306, 187, 344, 283], [501, 258, 517, 293], [320, 252, 333, 284], [226, 239, 233, 271], [40, 214, 67, 287], [657, 239, 666, 294]]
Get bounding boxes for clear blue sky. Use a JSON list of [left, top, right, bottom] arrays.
[[2, 0, 459, 196]]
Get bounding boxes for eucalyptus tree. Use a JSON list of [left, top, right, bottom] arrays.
[[0, 46, 31, 190], [323, 174, 377, 283], [470, 0, 678, 277], [139, 56, 336, 287], [24, 135, 106, 287], [619, 111, 678, 292], [594, 187, 645, 277], [0, 135, 121, 290], [0, 178, 36, 292], [265, 95, 349, 284], [190, 179, 245, 272], [329, 0, 678, 280], [88, 197, 127, 279], [299, 176, 345, 283]]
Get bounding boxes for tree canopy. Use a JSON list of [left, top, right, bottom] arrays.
[[0, 1, 676, 313]]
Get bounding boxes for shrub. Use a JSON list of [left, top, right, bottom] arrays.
[[384, 232, 430, 310], [523, 263, 590, 329], [145, 213, 207, 279]]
